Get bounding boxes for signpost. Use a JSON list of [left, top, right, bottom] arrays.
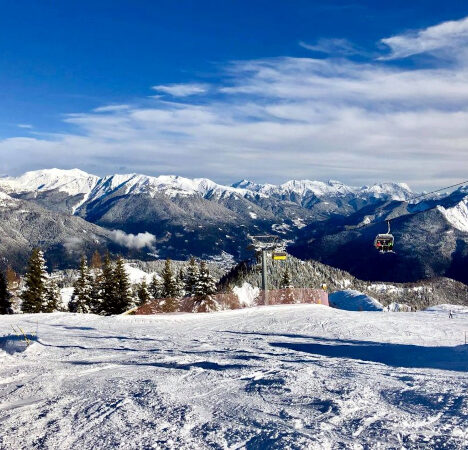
[[272, 251, 287, 261]]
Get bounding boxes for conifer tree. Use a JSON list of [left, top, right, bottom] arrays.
[[280, 268, 293, 289], [280, 268, 295, 304], [69, 256, 93, 313], [160, 259, 179, 312], [184, 257, 199, 297], [90, 268, 104, 314], [44, 279, 62, 312], [90, 250, 103, 270], [100, 254, 116, 315], [111, 256, 133, 314], [193, 261, 218, 312], [6, 266, 20, 290], [21, 248, 49, 313], [0, 271, 13, 314], [136, 280, 151, 305], [161, 259, 177, 298], [149, 274, 162, 299], [175, 268, 185, 298]]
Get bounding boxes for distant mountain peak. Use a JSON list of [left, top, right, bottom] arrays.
[[0, 168, 418, 215], [437, 199, 468, 233]]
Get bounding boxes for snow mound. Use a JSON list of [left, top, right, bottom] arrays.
[[0, 334, 36, 355], [233, 282, 260, 307], [386, 302, 412, 312], [425, 304, 468, 314], [60, 287, 75, 310], [124, 263, 159, 284], [329, 290, 383, 311]]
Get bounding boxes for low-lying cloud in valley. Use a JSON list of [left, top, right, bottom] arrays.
[[109, 230, 156, 250]]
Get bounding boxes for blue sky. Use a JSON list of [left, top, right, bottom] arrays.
[[2, 1, 468, 189]]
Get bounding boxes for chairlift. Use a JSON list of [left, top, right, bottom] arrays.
[[374, 220, 394, 253]]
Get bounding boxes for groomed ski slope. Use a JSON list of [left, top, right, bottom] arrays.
[[1, 305, 467, 449]]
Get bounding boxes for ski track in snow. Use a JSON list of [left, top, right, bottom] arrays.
[[0, 305, 467, 449]]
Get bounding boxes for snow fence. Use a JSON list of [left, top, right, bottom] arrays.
[[134, 288, 328, 314]]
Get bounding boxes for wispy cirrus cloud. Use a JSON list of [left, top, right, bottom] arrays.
[[380, 16, 468, 60], [93, 104, 131, 113], [299, 38, 366, 56], [151, 83, 208, 97], [2, 17, 468, 189]]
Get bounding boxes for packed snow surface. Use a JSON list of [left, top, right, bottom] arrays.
[[329, 289, 384, 311], [1, 305, 468, 449]]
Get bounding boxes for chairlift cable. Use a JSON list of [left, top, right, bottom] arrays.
[[356, 178, 468, 231], [356, 178, 468, 252], [408, 179, 468, 202]]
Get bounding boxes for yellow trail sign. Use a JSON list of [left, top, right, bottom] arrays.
[[272, 252, 287, 260]]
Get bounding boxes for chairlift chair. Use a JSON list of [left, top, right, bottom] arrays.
[[374, 220, 394, 253]]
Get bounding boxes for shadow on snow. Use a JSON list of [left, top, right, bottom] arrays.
[[221, 331, 468, 372], [269, 339, 468, 372]]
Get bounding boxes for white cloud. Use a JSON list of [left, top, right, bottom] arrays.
[[299, 38, 365, 56], [380, 15, 468, 60], [109, 230, 156, 250], [93, 104, 131, 113], [17, 124, 33, 129], [152, 83, 208, 97], [2, 18, 468, 190]]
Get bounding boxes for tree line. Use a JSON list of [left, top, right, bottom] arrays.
[[0, 249, 220, 315]]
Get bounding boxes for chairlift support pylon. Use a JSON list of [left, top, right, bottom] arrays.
[[249, 235, 287, 305]]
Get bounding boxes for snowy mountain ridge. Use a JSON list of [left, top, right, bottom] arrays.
[[0, 168, 100, 197], [232, 178, 413, 201], [0, 168, 415, 213], [437, 198, 468, 233]]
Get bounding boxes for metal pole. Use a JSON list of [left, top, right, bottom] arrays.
[[261, 248, 268, 305]]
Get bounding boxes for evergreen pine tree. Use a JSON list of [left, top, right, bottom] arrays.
[[6, 266, 20, 290], [69, 256, 94, 313], [100, 254, 117, 315], [111, 256, 133, 314], [90, 250, 103, 270], [184, 257, 199, 297], [0, 271, 13, 314], [280, 268, 294, 304], [149, 274, 162, 299], [90, 268, 104, 314], [136, 280, 151, 306], [21, 248, 49, 313], [160, 259, 179, 312], [44, 279, 62, 312], [280, 268, 293, 289], [175, 268, 185, 298], [193, 261, 218, 312], [161, 259, 177, 298]]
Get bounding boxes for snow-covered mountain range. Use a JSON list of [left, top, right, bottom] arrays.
[[0, 168, 414, 213], [1, 168, 468, 285]]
